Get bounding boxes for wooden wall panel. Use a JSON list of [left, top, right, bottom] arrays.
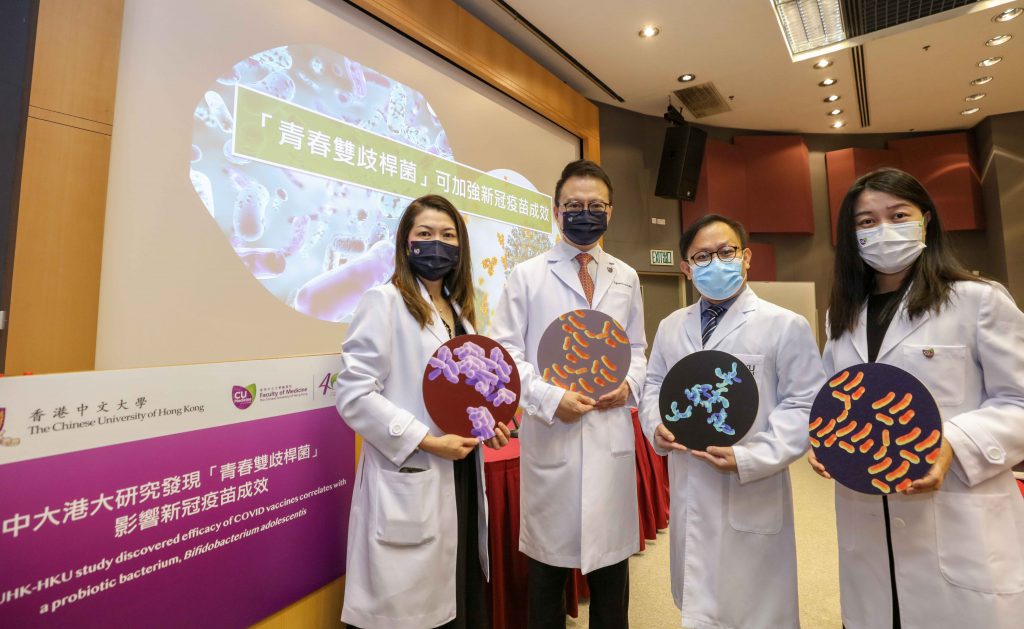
[[682, 137, 746, 226], [735, 136, 814, 234], [5, 118, 110, 374], [825, 147, 900, 242], [887, 132, 983, 231], [29, 0, 123, 125], [347, 0, 599, 160], [6, 0, 123, 374], [747, 242, 777, 281]]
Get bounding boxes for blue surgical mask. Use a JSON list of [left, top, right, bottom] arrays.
[[561, 209, 608, 246], [691, 258, 744, 301]]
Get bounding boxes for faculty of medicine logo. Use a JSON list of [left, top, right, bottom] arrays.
[[232, 384, 257, 410]]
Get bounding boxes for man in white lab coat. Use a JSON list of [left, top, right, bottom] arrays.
[[640, 214, 825, 629], [491, 159, 647, 629]]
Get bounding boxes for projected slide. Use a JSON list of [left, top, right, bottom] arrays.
[[190, 44, 554, 329]]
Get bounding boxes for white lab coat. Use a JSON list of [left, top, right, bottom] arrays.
[[640, 287, 825, 629], [823, 280, 1024, 629], [335, 281, 490, 629], [490, 242, 647, 573]]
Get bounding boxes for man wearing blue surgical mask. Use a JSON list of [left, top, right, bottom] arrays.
[[639, 213, 826, 629]]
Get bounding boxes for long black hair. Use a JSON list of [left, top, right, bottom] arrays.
[[828, 168, 979, 340]]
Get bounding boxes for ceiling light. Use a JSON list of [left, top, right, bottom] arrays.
[[828, 108, 843, 115], [965, 93, 986, 101], [993, 7, 1022, 23], [971, 76, 993, 85], [986, 34, 1012, 46], [831, 120, 845, 129], [961, 107, 980, 115], [813, 59, 833, 69], [774, 0, 846, 55], [819, 78, 837, 86], [639, 25, 660, 38], [824, 94, 841, 102], [677, 73, 696, 82], [978, 56, 1003, 67]]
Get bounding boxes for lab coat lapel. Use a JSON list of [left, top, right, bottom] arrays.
[[590, 250, 615, 308], [876, 296, 929, 362], [549, 250, 590, 305], [416, 279, 449, 347], [684, 305, 703, 350], [852, 304, 869, 363], [704, 288, 756, 350], [451, 299, 476, 335]]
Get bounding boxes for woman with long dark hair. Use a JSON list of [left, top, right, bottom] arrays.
[[335, 194, 510, 629], [810, 168, 1024, 628]]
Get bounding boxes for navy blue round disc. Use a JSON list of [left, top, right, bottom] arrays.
[[810, 363, 942, 495], [659, 350, 758, 450]]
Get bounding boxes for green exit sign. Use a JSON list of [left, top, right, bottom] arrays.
[[650, 250, 674, 266]]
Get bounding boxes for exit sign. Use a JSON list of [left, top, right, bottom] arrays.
[[650, 250, 674, 266]]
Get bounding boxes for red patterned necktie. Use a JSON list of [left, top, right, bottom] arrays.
[[575, 252, 594, 306]]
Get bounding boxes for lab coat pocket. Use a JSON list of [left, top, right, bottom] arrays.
[[522, 417, 568, 468], [374, 468, 439, 546], [732, 353, 765, 388], [934, 491, 1024, 594], [728, 472, 784, 535], [610, 408, 636, 458], [901, 345, 967, 407]]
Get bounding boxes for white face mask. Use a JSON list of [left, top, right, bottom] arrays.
[[856, 221, 926, 275]]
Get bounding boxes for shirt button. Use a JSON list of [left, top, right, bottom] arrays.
[[986, 446, 1002, 461], [389, 421, 402, 436], [892, 517, 906, 529], [528, 405, 537, 414]]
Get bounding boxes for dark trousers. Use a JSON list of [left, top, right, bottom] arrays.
[[527, 557, 629, 629]]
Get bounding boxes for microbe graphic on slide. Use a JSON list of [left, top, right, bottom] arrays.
[[663, 362, 744, 435], [189, 45, 553, 326]]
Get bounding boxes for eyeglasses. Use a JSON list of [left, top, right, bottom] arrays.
[[560, 200, 610, 213], [688, 245, 742, 267]]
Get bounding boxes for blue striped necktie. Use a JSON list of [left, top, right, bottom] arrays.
[[702, 304, 726, 347]]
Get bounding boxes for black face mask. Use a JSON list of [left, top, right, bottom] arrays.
[[408, 239, 460, 281], [561, 209, 608, 246]]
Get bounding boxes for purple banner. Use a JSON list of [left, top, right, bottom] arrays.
[[0, 406, 354, 628]]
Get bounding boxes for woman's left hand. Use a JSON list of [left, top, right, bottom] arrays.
[[902, 437, 954, 495], [484, 422, 512, 450]]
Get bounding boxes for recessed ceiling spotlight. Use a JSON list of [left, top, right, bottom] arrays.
[[824, 94, 841, 102], [828, 108, 843, 115], [961, 107, 981, 115], [677, 73, 696, 82], [986, 34, 1012, 46], [819, 78, 838, 86], [965, 93, 986, 101], [639, 24, 660, 38], [813, 59, 833, 69], [993, 7, 1022, 23], [978, 56, 1003, 67], [831, 121, 846, 129], [971, 76, 993, 85]]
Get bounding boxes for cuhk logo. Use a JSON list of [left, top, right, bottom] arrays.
[[232, 384, 256, 410]]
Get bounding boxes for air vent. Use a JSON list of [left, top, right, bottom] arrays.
[[674, 83, 732, 119], [841, 0, 979, 37], [851, 45, 870, 127]]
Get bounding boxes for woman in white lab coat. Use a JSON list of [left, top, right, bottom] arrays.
[[335, 194, 511, 629], [810, 168, 1024, 628]]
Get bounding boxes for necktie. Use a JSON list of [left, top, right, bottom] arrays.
[[702, 303, 726, 347], [575, 252, 594, 306]]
